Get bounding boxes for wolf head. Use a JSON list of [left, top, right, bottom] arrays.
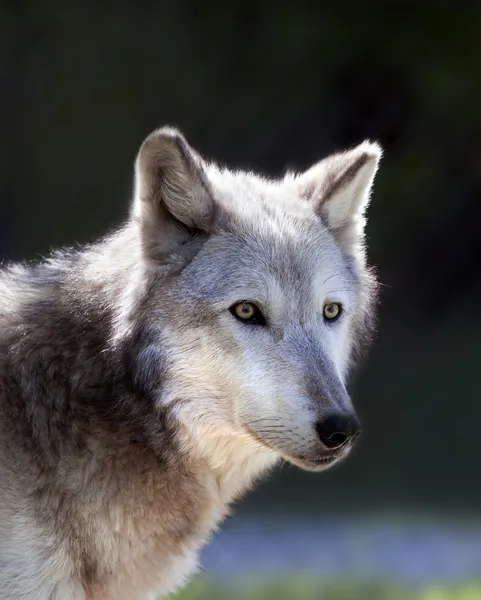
[[119, 127, 381, 474]]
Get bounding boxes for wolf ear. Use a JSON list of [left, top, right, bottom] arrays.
[[298, 141, 382, 254], [132, 127, 216, 261]]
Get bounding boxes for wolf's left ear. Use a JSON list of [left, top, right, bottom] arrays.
[[298, 141, 382, 254], [132, 127, 217, 261]]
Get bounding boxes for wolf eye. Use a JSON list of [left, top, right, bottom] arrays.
[[230, 302, 266, 325], [323, 302, 342, 321]]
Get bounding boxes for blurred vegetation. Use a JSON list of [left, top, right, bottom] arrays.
[[172, 578, 481, 600], [2, 3, 481, 515]]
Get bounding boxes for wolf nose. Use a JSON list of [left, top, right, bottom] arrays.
[[315, 413, 361, 449]]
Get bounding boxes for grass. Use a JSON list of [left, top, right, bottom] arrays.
[[172, 578, 481, 600]]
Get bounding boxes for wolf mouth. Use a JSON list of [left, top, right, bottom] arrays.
[[286, 453, 344, 472], [244, 424, 345, 470]]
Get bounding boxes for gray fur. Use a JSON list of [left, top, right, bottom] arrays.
[[0, 127, 382, 599]]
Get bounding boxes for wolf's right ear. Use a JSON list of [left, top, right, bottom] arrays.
[[132, 127, 216, 261]]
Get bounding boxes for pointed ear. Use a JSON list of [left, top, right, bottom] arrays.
[[132, 126, 217, 261], [297, 141, 382, 254]]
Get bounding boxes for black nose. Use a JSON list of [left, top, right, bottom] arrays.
[[315, 413, 361, 449]]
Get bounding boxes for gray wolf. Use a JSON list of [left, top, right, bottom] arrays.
[[0, 127, 382, 599]]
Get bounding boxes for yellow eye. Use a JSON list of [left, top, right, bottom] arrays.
[[234, 302, 256, 320], [230, 302, 266, 325], [323, 302, 342, 321]]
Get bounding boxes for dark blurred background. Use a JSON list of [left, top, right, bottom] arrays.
[[2, 3, 481, 595]]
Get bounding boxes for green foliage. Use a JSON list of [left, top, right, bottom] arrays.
[[171, 578, 481, 600]]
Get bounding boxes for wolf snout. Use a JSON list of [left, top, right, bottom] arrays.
[[315, 412, 361, 449]]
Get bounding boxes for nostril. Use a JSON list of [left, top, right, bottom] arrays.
[[324, 429, 348, 447], [315, 413, 361, 449]]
